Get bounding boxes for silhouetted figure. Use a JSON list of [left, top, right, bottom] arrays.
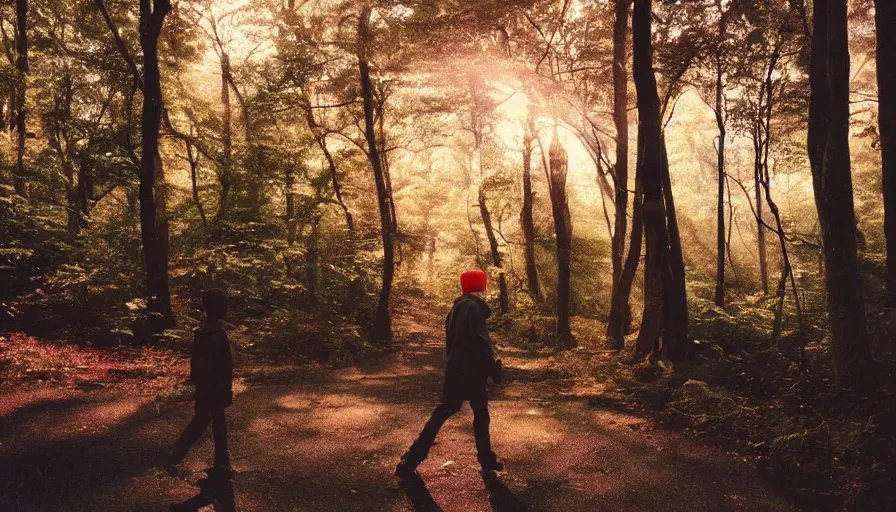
[[164, 288, 234, 477], [396, 270, 504, 480]]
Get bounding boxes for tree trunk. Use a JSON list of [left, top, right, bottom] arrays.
[[12, 0, 28, 197], [76, 158, 91, 230], [218, 52, 233, 218], [713, 53, 726, 307], [632, 0, 687, 358], [521, 125, 542, 302], [479, 187, 509, 313], [186, 139, 208, 236], [611, 0, 630, 302], [548, 131, 574, 346], [358, 5, 393, 342], [755, 154, 769, 294], [807, 0, 870, 389], [285, 166, 297, 245], [876, 0, 896, 305], [661, 124, 688, 357], [303, 101, 354, 232], [306, 214, 320, 300], [139, 0, 174, 328], [607, 148, 643, 348]]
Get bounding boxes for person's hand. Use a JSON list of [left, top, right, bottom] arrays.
[[491, 359, 503, 385]]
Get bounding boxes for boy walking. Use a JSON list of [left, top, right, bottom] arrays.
[[396, 269, 504, 479], [165, 288, 234, 478]]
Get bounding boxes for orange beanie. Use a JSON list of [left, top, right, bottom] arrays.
[[460, 269, 487, 294]]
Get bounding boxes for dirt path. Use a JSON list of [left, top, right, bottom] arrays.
[[0, 300, 795, 511]]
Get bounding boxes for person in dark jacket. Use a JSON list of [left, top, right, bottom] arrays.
[[164, 288, 234, 478], [396, 269, 504, 479]]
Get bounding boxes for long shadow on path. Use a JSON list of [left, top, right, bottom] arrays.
[[399, 474, 443, 512]]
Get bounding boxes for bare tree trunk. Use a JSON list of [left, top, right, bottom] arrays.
[[185, 139, 208, 235], [548, 131, 574, 346], [12, 0, 28, 197], [608, 151, 643, 348], [661, 129, 688, 357], [633, 0, 687, 358], [358, 5, 393, 342], [713, 51, 726, 307], [479, 187, 509, 313], [876, 0, 896, 305], [754, 138, 769, 294], [218, 52, 233, 218], [139, 0, 174, 328], [521, 125, 542, 302], [611, 0, 630, 307], [807, 0, 870, 389]]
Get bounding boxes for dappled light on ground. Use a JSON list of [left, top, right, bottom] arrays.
[[0, 303, 794, 511]]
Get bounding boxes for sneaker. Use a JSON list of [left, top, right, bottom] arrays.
[[394, 459, 420, 480]]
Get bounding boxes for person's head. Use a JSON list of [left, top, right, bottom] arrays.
[[460, 269, 487, 295], [202, 288, 229, 321]]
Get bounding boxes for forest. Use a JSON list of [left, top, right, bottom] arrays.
[[0, 0, 894, 510]]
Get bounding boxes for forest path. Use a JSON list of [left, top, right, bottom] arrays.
[[0, 297, 795, 511]]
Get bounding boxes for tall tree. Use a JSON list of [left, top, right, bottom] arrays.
[[608, 0, 631, 347], [548, 129, 573, 346], [139, 0, 174, 327], [521, 120, 541, 302], [12, 0, 28, 197], [876, 0, 896, 306], [711, 0, 729, 308], [807, 0, 870, 388], [357, 4, 393, 342], [632, 0, 688, 358]]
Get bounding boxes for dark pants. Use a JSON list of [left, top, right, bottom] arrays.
[[169, 403, 231, 468], [404, 388, 497, 469]]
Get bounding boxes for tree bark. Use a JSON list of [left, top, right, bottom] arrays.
[[607, 148, 643, 348], [661, 123, 688, 357], [479, 187, 509, 314], [713, 47, 726, 308], [219, 52, 233, 218], [521, 125, 542, 302], [139, 0, 174, 328], [611, 0, 630, 304], [632, 0, 687, 358], [357, 5, 393, 342], [755, 151, 769, 294], [12, 0, 28, 197], [807, 0, 870, 389], [548, 131, 574, 346], [185, 139, 208, 236], [876, 0, 896, 305]]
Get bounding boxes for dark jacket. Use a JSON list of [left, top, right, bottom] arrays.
[[190, 320, 234, 409], [443, 293, 498, 398]]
